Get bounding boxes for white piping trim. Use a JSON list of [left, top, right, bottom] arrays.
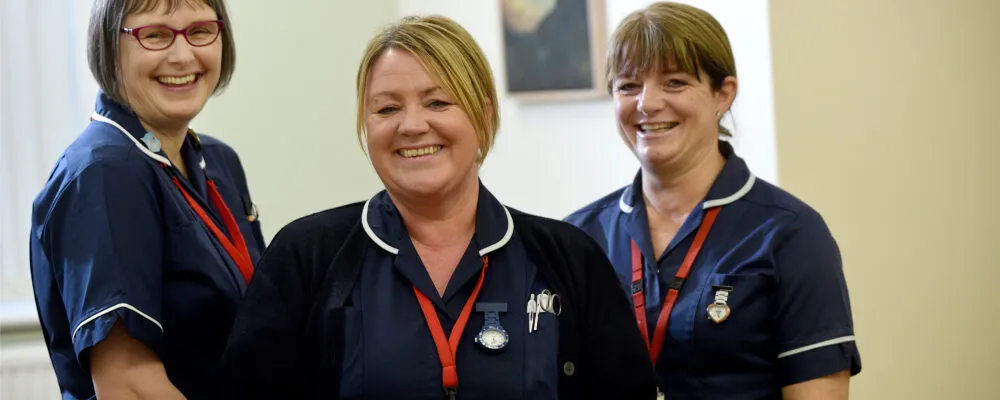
[[777, 335, 856, 359], [703, 174, 756, 209], [91, 113, 172, 166], [362, 198, 399, 255], [479, 206, 514, 256], [71, 303, 163, 345], [361, 197, 514, 257], [618, 189, 634, 214], [91, 113, 208, 171]]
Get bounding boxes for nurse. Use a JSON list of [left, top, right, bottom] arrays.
[[28, 0, 263, 399], [564, 2, 862, 399], [219, 15, 656, 400]]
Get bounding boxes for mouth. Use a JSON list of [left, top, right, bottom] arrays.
[[397, 145, 444, 159], [156, 73, 201, 88], [637, 121, 680, 134]]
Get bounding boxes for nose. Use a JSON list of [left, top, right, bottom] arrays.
[[165, 35, 197, 64], [398, 107, 430, 136], [637, 84, 665, 116]]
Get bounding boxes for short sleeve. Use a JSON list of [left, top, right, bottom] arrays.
[[43, 162, 165, 365], [774, 209, 862, 385]]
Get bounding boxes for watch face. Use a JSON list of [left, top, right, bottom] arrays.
[[478, 328, 508, 350]]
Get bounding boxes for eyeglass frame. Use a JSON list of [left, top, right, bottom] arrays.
[[120, 20, 225, 51]]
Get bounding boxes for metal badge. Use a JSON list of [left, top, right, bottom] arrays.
[[706, 285, 733, 324], [474, 302, 509, 352]]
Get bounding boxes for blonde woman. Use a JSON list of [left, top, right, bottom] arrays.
[[220, 15, 657, 400]]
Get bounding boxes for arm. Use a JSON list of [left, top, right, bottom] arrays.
[[90, 323, 185, 400], [782, 370, 851, 400], [42, 163, 169, 389], [774, 210, 862, 390]]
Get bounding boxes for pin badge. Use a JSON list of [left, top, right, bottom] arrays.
[[474, 302, 509, 352], [706, 285, 733, 324], [141, 132, 161, 152], [527, 294, 537, 333]]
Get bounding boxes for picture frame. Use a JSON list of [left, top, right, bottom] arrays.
[[499, 0, 608, 102]]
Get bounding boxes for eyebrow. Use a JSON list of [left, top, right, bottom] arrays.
[[368, 85, 445, 101]]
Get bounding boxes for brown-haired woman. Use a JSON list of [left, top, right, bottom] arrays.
[[565, 2, 862, 399]]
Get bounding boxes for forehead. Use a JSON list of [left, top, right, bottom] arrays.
[[124, 0, 217, 26], [366, 48, 439, 95]]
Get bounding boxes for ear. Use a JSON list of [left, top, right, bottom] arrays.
[[715, 76, 738, 115]]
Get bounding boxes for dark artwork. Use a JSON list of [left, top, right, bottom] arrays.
[[502, 0, 595, 94]]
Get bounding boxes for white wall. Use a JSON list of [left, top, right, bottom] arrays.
[[397, 0, 777, 219], [191, 2, 397, 240]]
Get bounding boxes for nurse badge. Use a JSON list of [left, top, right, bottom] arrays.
[[141, 132, 161, 153], [474, 302, 509, 353], [706, 285, 734, 324]]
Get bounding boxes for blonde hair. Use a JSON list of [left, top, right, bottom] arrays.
[[608, 2, 736, 136], [356, 15, 499, 162]]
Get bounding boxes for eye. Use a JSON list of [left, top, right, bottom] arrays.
[[666, 79, 687, 88], [428, 100, 451, 110], [615, 82, 640, 93], [375, 105, 399, 115]]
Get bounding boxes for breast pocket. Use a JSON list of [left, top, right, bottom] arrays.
[[694, 273, 774, 361], [523, 292, 560, 400]]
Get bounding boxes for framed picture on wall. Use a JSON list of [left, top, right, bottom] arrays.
[[500, 0, 608, 102]]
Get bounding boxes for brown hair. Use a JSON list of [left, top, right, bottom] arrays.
[[608, 2, 736, 136], [87, 0, 236, 107], [356, 15, 499, 163]]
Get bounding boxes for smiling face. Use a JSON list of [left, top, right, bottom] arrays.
[[612, 62, 736, 174], [364, 47, 481, 202], [118, 1, 222, 131]]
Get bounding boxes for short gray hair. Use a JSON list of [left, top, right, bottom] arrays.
[[87, 0, 236, 107]]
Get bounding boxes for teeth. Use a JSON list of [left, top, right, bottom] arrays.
[[158, 74, 197, 85], [640, 122, 678, 131], [400, 146, 442, 158]]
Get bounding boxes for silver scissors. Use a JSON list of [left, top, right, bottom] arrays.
[[536, 289, 562, 316]]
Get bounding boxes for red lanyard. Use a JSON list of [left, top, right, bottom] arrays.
[[170, 174, 254, 284], [412, 256, 490, 399], [631, 207, 719, 365]]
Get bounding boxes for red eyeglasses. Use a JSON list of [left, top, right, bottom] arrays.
[[121, 20, 224, 51]]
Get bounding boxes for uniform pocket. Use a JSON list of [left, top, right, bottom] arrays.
[[523, 293, 560, 400], [693, 273, 773, 359]]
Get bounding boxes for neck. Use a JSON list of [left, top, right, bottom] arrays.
[[393, 177, 479, 249], [140, 118, 190, 176], [641, 144, 726, 220]]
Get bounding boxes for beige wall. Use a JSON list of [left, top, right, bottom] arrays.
[[770, 0, 1000, 398]]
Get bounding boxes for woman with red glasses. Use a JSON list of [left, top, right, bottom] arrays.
[[28, 0, 263, 399]]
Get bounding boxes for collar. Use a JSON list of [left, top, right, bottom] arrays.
[[91, 91, 205, 169], [362, 181, 515, 256], [619, 140, 756, 214]]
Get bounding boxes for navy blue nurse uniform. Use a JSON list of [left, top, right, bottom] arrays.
[[337, 185, 559, 399], [565, 141, 862, 399], [28, 92, 265, 400]]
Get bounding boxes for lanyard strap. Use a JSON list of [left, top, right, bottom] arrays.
[[631, 207, 720, 365], [171, 175, 254, 284], [88, 113, 253, 283], [412, 256, 490, 399]]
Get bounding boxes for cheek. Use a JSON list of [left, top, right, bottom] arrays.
[[365, 120, 395, 151], [613, 98, 635, 124], [198, 47, 224, 73]]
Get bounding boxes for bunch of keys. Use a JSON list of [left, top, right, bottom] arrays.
[[527, 289, 562, 333]]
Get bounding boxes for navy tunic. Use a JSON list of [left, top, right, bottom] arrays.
[[338, 185, 559, 399], [565, 141, 862, 399], [29, 92, 265, 399]]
